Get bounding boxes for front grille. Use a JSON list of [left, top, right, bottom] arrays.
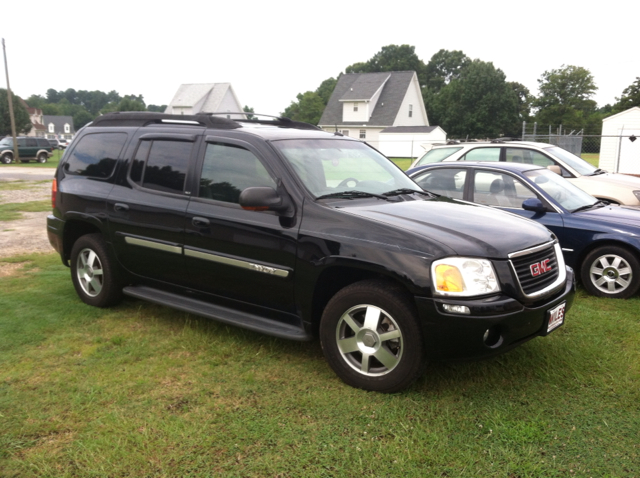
[[510, 243, 560, 295]]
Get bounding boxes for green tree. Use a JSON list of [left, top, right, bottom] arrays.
[[346, 45, 427, 86], [0, 89, 32, 137], [147, 105, 167, 113], [533, 65, 597, 126], [612, 77, 640, 113], [424, 49, 471, 93], [429, 60, 520, 138], [282, 91, 326, 124], [243, 105, 255, 119]]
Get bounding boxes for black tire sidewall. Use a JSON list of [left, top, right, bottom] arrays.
[[70, 233, 122, 307], [580, 246, 640, 299], [320, 280, 425, 393]]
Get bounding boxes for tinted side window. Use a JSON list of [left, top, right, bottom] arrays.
[[65, 133, 127, 178], [413, 168, 466, 199], [37, 138, 50, 147], [26, 138, 38, 147], [130, 140, 191, 193], [199, 143, 276, 203]]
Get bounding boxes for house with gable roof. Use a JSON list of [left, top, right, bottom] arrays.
[[318, 71, 446, 158], [165, 83, 244, 118]]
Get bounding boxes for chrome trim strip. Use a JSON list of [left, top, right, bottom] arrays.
[[562, 248, 574, 252], [184, 248, 290, 278], [509, 241, 567, 300], [508, 240, 556, 259], [124, 236, 182, 254]]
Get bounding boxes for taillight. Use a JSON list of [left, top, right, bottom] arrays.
[[51, 178, 57, 209]]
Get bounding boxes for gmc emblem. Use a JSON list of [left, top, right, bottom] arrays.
[[530, 258, 552, 277]]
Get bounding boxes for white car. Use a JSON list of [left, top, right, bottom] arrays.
[[410, 141, 640, 206]]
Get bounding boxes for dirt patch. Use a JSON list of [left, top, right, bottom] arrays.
[[0, 180, 54, 258], [0, 261, 27, 277]]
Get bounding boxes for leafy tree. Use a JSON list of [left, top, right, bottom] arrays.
[[424, 49, 471, 93], [147, 105, 167, 112], [429, 60, 520, 138], [533, 65, 597, 126], [508, 81, 533, 123], [243, 105, 255, 119], [346, 45, 427, 87], [282, 91, 326, 124], [612, 77, 640, 113], [0, 89, 32, 137]]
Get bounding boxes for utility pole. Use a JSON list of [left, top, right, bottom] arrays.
[[2, 38, 20, 163]]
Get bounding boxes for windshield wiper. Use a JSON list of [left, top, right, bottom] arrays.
[[382, 188, 435, 197], [571, 200, 608, 213], [590, 168, 607, 176], [316, 190, 390, 201]]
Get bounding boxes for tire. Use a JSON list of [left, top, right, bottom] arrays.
[[1, 153, 12, 164], [37, 152, 48, 163], [580, 246, 640, 299], [319, 280, 425, 393], [70, 233, 123, 307]]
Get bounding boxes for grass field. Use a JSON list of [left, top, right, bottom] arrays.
[[8, 149, 63, 168], [1, 254, 638, 477]]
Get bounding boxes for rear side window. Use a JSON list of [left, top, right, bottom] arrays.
[[415, 147, 463, 166], [130, 140, 192, 193], [65, 133, 127, 178], [462, 148, 501, 162], [37, 138, 50, 147]]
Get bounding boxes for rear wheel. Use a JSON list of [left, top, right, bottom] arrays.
[[37, 152, 48, 163], [320, 280, 425, 392], [580, 246, 640, 298], [70, 234, 123, 307]]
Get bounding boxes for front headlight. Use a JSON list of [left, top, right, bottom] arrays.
[[432, 257, 500, 297]]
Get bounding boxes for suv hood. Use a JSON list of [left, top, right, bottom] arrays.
[[344, 198, 552, 258]]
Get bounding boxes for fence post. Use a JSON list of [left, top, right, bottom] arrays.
[[533, 122, 537, 138], [522, 121, 526, 140]]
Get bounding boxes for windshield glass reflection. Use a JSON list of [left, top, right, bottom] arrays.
[[524, 168, 596, 210]]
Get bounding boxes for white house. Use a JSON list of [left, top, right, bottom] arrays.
[[165, 83, 244, 118], [599, 106, 640, 174], [318, 71, 445, 157]]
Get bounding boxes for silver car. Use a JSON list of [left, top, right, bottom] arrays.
[[410, 141, 640, 206]]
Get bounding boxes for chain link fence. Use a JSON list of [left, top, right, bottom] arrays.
[[521, 122, 640, 174]]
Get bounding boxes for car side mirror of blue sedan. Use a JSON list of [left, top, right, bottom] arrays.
[[522, 198, 547, 213]]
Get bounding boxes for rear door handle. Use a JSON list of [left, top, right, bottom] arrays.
[[114, 203, 129, 212], [192, 217, 210, 227]]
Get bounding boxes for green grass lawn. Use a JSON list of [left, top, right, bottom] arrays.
[[581, 153, 599, 168], [8, 149, 63, 168], [1, 254, 638, 477]]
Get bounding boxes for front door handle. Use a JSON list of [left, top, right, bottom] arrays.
[[192, 217, 210, 227], [114, 203, 129, 212]]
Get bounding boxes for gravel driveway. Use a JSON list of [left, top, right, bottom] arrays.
[[0, 180, 54, 258]]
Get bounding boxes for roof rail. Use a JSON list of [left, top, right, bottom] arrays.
[[204, 112, 321, 131], [89, 112, 321, 131], [90, 112, 241, 129]]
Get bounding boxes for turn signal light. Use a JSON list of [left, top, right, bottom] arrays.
[[435, 264, 464, 292], [51, 178, 57, 209]]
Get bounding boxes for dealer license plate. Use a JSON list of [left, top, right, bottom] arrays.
[[546, 302, 565, 333]]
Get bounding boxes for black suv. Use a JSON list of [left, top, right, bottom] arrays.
[[0, 136, 53, 163], [47, 112, 575, 392]]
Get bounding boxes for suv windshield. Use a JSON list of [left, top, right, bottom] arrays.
[[545, 146, 597, 176], [415, 147, 462, 166], [273, 139, 419, 198]]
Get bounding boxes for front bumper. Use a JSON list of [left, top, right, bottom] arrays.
[[416, 266, 575, 361]]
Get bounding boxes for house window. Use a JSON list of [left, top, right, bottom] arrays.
[[341, 130, 350, 137], [64, 123, 70, 134], [48, 123, 55, 133], [359, 130, 366, 139], [353, 103, 359, 112], [409, 104, 413, 118]]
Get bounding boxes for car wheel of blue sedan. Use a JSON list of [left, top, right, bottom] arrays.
[[581, 246, 640, 299]]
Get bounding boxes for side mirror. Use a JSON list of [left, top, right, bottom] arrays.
[[239, 186, 294, 217], [522, 197, 547, 213], [547, 165, 562, 175]]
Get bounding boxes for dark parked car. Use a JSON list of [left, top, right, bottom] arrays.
[[47, 112, 575, 392], [408, 162, 640, 298], [0, 136, 53, 163]]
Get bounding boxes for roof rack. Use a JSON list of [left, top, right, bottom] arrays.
[[89, 112, 320, 131]]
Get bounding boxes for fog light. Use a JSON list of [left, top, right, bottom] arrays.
[[483, 327, 503, 348], [442, 304, 470, 315]]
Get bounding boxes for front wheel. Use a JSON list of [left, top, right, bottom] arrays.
[[37, 152, 48, 163], [70, 234, 123, 307], [320, 280, 425, 392], [580, 246, 640, 298], [1, 154, 12, 164]]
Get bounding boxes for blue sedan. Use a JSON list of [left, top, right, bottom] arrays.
[[407, 162, 640, 298]]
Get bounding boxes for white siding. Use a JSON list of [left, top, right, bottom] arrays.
[[600, 107, 640, 173], [378, 128, 447, 158], [392, 73, 429, 127], [342, 101, 370, 122]]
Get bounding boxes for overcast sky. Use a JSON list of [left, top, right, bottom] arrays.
[[3, 0, 638, 117]]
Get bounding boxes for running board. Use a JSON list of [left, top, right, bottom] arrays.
[[123, 285, 312, 341]]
